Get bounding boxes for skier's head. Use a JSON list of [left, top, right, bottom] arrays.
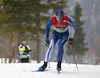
[[22, 38, 26, 45], [55, 9, 63, 22], [55, 9, 63, 16]]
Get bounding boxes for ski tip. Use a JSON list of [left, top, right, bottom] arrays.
[[57, 68, 61, 74], [31, 70, 39, 72], [57, 71, 60, 74]]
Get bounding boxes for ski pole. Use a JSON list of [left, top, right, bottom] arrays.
[[46, 43, 50, 68], [12, 42, 15, 63], [48, 62, 50, 68], [18, 54, 20, 63], [70, 45, 78, 70], [67, 56, 70, 65]]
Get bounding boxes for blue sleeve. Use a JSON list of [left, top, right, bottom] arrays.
[[67, 17, 76, 29], [46, 18, 52, 39]]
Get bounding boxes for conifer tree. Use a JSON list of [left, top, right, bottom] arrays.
[[67, 1, 88, 56], [0, 0, 67, 63]]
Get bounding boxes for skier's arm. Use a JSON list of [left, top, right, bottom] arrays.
[[27, 45, 31, 53], [46, 18, 52, 39], [67, 17, 76, 38], [19, 45, 25, 54]]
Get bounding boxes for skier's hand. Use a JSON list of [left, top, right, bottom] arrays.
[[22, 52, 26, 55], [28, 50, 31, 54], [68, 38, 73, 45], [24, 50, 31, 53], [45, 39, 49, 47]]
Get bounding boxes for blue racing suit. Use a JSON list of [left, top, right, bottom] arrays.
[[44, 15, 76, 62]]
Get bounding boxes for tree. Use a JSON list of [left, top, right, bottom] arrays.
[[66, 1, 88, 63], [1, 0, 50, 63], [0, 0, 67, 63]]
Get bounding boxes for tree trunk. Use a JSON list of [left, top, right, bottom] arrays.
[[9, 40, 13, 63], [36, 32, 41, 63]]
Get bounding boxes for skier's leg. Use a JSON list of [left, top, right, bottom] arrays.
[[57, 36, 68, 71], [39, 38, 58, 71], [58, 36, 68, 62], [44, 38, 57, 62]]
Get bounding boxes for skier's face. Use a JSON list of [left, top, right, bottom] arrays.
[[22, 40, 26, 45], [56, 14, 63, 22]]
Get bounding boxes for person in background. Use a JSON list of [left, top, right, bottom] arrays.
[[38, 9, 76, 72], [18, 39, 31, 63]]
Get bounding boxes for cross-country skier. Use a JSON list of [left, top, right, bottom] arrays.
[[38, 9, 76, 71], [18, 39, 31, 63]]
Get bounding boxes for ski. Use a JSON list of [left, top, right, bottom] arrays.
[[23, 69, 39, 72], [57, 68, 61, 74], [31, 70, 39, 72], [24, 69, 61, 74], [23, 69, 48, 72], [57, 71, 60, 74]]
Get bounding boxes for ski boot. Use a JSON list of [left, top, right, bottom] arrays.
[[38, 62, 47, 71], [57, 61, 61, 74]]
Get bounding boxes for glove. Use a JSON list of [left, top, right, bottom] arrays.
[[24, 50, 31, 53], [68, 38, 73, 45], [45, 39, 49, 47], [22, 52, 26, 55], [24, 50, 28, 53], [28, 50, 31, 54]]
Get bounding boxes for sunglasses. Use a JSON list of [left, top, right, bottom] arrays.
[[57, 15, 63, 17]]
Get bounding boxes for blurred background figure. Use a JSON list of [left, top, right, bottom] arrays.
[[18, 39, 31, 63]]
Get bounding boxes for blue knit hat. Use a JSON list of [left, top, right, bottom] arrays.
[[22, 38, 26, 41], [55, 9, 63, 15]]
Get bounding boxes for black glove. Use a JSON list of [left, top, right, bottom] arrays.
[[22, 52, 26, 55], [24, 50, 31, 53], [45, 39, 49, 47], [24, 50, 28, 53], [28, 50, 31, 54], [68, 38, 73, 45]]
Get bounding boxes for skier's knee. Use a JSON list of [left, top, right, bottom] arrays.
[[58, 42, 63, 48]]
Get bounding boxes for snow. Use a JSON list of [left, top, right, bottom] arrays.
[[0, 62, 100, 78]]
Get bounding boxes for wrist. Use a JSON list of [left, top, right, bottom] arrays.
[[69, 38, 73, 41], [46, 39, 49, 43]]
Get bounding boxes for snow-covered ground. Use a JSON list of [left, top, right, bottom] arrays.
[[0, 62, 100, 78]]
